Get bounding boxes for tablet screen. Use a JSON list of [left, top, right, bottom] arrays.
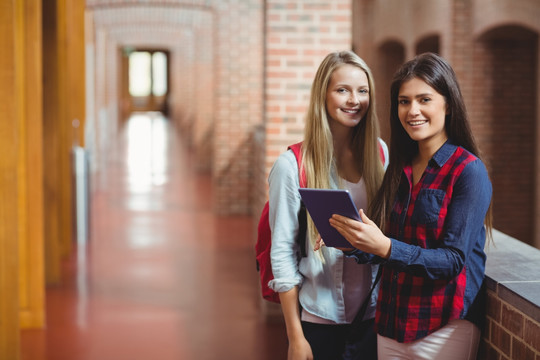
[[298, 188, 361, 248]]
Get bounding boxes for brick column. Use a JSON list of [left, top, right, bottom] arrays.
[[263, 0, 353, 192], [193, 23, 214, 172], [213, 0, 264, 214], [352, 0, 376, 67], [449, 0, 474, 103]]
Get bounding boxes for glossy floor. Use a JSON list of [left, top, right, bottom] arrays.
[[21, 112, 288, 360]]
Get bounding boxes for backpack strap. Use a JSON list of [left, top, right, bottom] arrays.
[[378, 138, 388, 167], [350, 265, 382, 327], [288, 142, 306, 187]]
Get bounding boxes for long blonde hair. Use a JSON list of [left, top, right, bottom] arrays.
[[302, 51, 384, 251]]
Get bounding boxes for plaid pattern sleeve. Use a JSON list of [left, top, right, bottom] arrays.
[[375, 142, 492, 343]]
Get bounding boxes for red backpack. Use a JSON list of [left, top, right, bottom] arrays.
[[255, 142, 306, 303], [255, 141, 386, 303]]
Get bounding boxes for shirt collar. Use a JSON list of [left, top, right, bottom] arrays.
[[401, 140, 458, 184], [430, 140, 457, 168]]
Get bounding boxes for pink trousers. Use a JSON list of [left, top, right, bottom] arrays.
[[377, 320, 480, 360]]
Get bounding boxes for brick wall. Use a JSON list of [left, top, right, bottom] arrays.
[[480, 231, 540, 360], [373, 42, 405, 143], [449, 0, 474, 99], [480, 289, 540, 359], [472, 27, 538, 245], [192, 24, 213, 172], [212, 0, 264, 214], [171, 35, 195, 145]]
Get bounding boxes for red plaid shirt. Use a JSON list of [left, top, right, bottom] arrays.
[[375, 142, 492, 343]]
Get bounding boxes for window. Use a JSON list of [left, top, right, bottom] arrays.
[[152, 52, 167, 97], [129, 51, 168, 97]]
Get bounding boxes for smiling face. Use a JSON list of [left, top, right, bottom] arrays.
[[397, 77, 448, 150], [325, 64, 370, 130]]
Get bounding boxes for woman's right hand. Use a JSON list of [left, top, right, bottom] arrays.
[[288, 337, 313, 360]]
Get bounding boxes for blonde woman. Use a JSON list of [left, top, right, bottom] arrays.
[[268, 51, 388, 360]]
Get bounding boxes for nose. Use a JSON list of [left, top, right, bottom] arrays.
[[347, 92, 359, 105], [409, 101, 421, 116]]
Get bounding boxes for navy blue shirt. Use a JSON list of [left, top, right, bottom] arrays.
[[350, 141, 492, 343]]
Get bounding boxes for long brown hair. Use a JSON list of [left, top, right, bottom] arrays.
[[369, 52, 493, 238]]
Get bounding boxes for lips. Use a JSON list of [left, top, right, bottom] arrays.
[[341, 108, 360, 114]]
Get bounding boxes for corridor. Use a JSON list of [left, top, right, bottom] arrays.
[[21, 112, 288, 360]]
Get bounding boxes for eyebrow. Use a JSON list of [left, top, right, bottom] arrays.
[[398, 93, 433, 98], [334, 83, 369, 87]]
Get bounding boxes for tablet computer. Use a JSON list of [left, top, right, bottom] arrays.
[[298, 188, 361, 248]]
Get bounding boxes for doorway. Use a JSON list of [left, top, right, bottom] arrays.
[[122, 48, 170, 117]]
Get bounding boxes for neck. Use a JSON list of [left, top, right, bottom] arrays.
[[331, 127, 360, 181], [416, 136, 447, 163], [330, 123, 354, 151], [332, 132, 353, 160]]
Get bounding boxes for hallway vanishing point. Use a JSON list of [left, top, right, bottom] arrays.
[[21, 112, 288, 360]]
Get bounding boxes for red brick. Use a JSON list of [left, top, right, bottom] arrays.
[[478, 339, 501, 360], [524, 318, 540, 352], [501, 304, 524, 337], [267, 48, 298, 56], [491, 322, 512, 357], [302, 3, 332, 11], [487, 291, 502, 322], [512, 338, 536, 360]]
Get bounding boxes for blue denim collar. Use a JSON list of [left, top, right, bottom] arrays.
[[431, 140, 457, 168]]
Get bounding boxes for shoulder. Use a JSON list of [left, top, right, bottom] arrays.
[[454, 146, 488, 174], [432, 144, 490, 187], [273, 149, 297, 171], [461, 155, 489, 180], [269, 149, 299, 181], [454, 149, 492, 192]]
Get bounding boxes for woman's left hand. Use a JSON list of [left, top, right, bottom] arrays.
[[313, 234, 354, 252], [329, 209, 392, 259], [313, 235, 325, 251]]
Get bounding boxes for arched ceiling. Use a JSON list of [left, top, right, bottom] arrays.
[[87, 0, 213, 10], [92, 5, 212, 29], [91, 5, 212, 50]]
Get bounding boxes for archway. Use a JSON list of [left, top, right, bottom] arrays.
[[415, 34, 439, 55], [473, 25, 538, 245], [375, 41, 406, 142]]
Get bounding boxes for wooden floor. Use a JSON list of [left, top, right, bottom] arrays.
[[21, 112, 288, 360]]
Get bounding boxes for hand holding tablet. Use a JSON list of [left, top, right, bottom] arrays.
[[298, 188, 361, 248]]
